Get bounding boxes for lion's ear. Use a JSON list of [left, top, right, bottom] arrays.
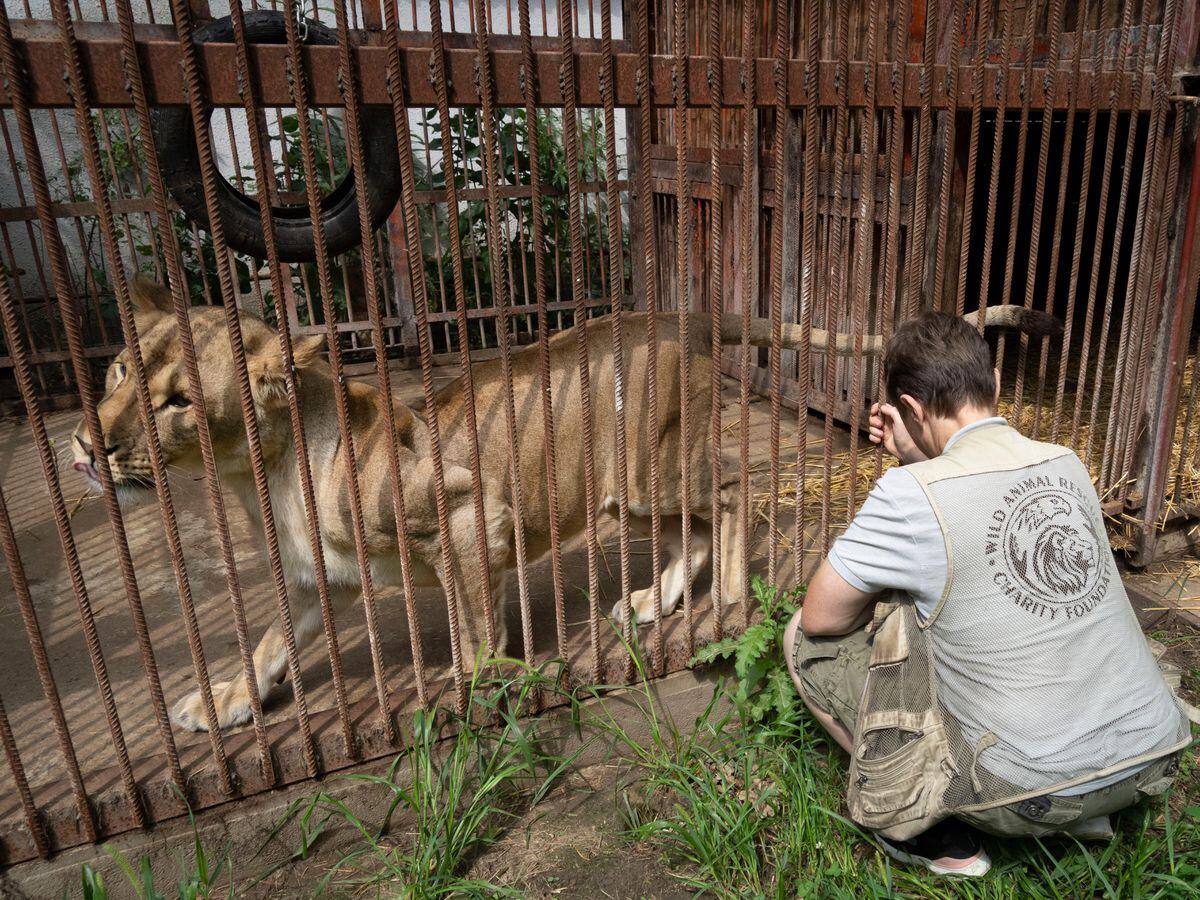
[[292, 334, 325, 369], [248, 334, 325, 406], [130, 275, 174, 317]]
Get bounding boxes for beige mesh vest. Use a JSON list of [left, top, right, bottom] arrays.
[[846, 424, 1191, 840]]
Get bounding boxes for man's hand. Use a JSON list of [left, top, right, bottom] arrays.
[[869, 402, 927, 465]]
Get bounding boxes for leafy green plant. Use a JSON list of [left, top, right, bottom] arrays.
[[692, 576, 802, 726]]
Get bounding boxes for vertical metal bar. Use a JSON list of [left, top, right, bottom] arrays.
[[846, 0, 882, 516], [1111, 0, 1182, 489], [381, 5, 469, 711], [1071, 0, 1135, 451], [169, 0, 323, 774], [956, 0, 988, 319], [819, 0, 848, 556], [1035, 0, 1088, 441], [931, 0, 964, 310], [1085, 2, 1149, 479], [0, 480, 95, 841], [766, 0, 786, 576], [703, 0, 723, 638], [109, 0, 260, 786], [1056, 5, 1104, 445], [905, 0, 937, 311], [36, 0, 192, 800], [670, 0, 696, 653], [94, 0, 249, 792], [1133, 101, 1200, 565], [793, 0, 818, 585], [516, 0, 571, 673], [1133, 109, 1187, 487], [225, 0, 356, 758], [0, 5, 145, 827], [0, 692, 47, 858], [468, 0, 537, 667], [993, 0, 1040, 374], [878, 0, 911, 477], [1013, 0, 1066, 422], [167, 0, 338, 779], [596, 0, 637, 658], [374, 17, 436, 715], [559, 0, 603, 678], [274, 0, 395, 740], [976, 0, 1015, 334], [736, 0, 755, 630], [427, 0, 502, 657]]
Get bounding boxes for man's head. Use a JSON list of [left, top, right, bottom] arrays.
[[884, 312, 1000, 458]]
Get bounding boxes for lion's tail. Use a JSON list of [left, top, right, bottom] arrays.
[[718, 306, 1062, 356]]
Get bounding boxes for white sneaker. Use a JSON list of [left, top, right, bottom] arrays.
[[876, 820, 992, 877]]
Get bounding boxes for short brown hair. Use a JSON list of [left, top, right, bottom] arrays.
[[884, 312, 995, 417]]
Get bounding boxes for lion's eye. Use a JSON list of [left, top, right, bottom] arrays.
[[164, 393, 191, 410], [112, 362, 126, 384]]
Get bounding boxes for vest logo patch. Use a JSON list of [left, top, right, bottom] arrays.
[[985, 477, 1106, 619]]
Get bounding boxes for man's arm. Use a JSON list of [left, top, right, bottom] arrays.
[[800, 558, 879, 636]]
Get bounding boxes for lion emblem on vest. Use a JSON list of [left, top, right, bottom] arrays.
[[1003, 492, 1101, 602]]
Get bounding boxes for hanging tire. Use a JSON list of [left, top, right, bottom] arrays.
[[151, 11, 401, 263]]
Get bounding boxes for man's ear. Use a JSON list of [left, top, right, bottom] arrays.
[[993, 367, 1001, 407], [899, 393, 925, 427]]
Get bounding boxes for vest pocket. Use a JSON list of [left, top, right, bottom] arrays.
[[848, 709, 953, 832]]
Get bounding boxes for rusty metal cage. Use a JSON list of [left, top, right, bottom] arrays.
[[0, 0, 1197, 864]]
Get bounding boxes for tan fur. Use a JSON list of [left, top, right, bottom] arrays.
[[72, 277, 1048, 731]]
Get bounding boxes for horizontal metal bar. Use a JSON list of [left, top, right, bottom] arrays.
[[0, 196, 174, 223], [0, 343, 122, 367], [1, 36, 1158, 111], [413, 180, 628, 203]]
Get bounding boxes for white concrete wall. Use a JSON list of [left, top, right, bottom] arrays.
[[2, 0, 625, 299]]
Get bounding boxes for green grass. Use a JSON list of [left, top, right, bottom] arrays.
[[70, 786, 234, 899], [260, 659, 584, 898], [595, 578, 1200, 899], [70, 584, 1199, 898]]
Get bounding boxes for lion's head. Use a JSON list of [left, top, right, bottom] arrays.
[[71, 276, 323, 492], [1031, 524, 1098, 595]]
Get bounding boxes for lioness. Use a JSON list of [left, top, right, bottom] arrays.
[[72, 277, 1055, 731]]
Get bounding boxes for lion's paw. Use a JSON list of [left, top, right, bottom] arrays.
[[171, 683, 253, 733], [611, 588, 659, 626]]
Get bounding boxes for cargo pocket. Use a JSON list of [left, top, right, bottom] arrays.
[[849, 708, 952, 835], [847, 603, 954, 840], [1135, 755, 1179, 800]]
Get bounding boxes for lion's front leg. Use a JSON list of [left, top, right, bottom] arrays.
[[413, 480, 513, 669], [172, 582, 358, 732]]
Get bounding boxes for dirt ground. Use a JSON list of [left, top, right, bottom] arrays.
[[0, 368, 839, 852], [246, 761, 696, 899], [2, 362, 1197, 868]]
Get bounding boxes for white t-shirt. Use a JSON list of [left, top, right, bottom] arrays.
[[827, 417, 1006, 620], [825, 416, 1147, 795]]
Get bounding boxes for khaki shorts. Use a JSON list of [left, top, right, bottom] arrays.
[[791, 627, 1182, 838]]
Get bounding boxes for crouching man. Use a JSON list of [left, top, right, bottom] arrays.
[[783, 313, 1192, 876]]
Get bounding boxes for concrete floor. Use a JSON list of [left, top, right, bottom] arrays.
[[0, 366, 844, 859]]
